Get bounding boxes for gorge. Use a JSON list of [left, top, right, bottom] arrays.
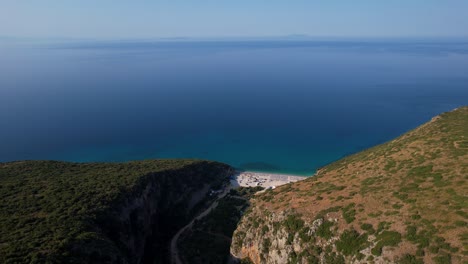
[[1, 107, 467, 264]]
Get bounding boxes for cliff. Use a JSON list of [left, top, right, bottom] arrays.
[[0, 159, 233, 263], [231, 107, 468, 264]]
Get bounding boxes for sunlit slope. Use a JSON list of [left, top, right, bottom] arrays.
[[232, 106, 467, 263]]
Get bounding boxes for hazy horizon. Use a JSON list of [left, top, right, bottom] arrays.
[[2, 1, 468, 39], [1, 2, 467, 174]]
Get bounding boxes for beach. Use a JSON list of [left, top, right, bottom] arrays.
[[230, 171, 307, 189]]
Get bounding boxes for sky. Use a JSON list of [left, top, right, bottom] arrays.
[[1, 1, 468, 39]]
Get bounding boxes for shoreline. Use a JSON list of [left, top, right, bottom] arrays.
[[241, 169, 315, 177], [230, 170, 309, 189]]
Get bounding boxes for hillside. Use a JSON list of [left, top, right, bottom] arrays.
[[231, 107, 468, 263], [0, 159, 232, 263]]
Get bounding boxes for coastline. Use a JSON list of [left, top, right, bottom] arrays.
[[230, 170, 309, 189]]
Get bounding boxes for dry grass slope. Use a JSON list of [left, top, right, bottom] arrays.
[[248, 106, 468, 263]]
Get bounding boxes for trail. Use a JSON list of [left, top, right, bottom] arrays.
[[170, 186, 231, 264]]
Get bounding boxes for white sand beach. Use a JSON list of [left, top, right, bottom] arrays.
[[230, 171, 307, 189]]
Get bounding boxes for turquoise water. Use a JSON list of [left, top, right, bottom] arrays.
[[0, 39, 467, 175]]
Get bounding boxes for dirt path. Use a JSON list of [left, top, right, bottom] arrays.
[[170, 186, 231, 264]]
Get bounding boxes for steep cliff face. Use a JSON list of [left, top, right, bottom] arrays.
[[0, 159, 233, 264], [231, 207, 349, 264], [72, 164, 234, 264], [231, 107, 467, 264]]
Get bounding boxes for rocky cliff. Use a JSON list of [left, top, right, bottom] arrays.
[[231, 107, 467, 264], [87, 164, 234, 264], [0, 159, 233, 263]]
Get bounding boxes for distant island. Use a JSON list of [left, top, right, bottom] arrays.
[[1, 106, 467, 264]]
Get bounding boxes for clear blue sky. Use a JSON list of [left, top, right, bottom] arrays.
[[1, 0, 468, 39]]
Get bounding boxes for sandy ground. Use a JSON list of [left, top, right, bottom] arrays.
[[230, 171, 307, 189]]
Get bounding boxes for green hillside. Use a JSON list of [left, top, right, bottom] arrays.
[[0, 159, 230, 263]]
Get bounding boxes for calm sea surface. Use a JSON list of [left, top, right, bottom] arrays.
[[1, 39, 467, 175]]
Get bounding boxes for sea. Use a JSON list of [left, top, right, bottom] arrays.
[[1, 38, 467, 175]]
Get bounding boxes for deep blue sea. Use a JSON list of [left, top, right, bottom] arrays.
[[1, 38, 467, 175]]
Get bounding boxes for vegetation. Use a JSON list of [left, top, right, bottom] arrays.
[[361, 223, 375, 234], [0, 159, 231, 263], [284, 214, 305, 233], [232, 107, 468, 263], [5, 108, 467, 263], [178, 230, 230, 264], [240, 258, 255, 264], [397, 254, 424, 264], [341, 203, 356, 223], [336, 229, 368, 256], [230, 186, 264, 199], [179, 187, 257, 264], [371, 231, 402, 256], [316, 220, 334, 240]]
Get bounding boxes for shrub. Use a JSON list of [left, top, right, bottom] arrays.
[[433, 253, 451, 264], [262, 238, 271, 254], [284, 214, 304, 233], [342, 203, 357, 224], [316, 220, 334, 240], [397, 254, 423, 264], [406, 225, 417, 241], [299, 227, 312, 243], [361, 223, 375, 234], [336, 229, 368, 256], [371, 231, 402, 256]]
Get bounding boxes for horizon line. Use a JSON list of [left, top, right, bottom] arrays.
[[2, 34, 468, 43]]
